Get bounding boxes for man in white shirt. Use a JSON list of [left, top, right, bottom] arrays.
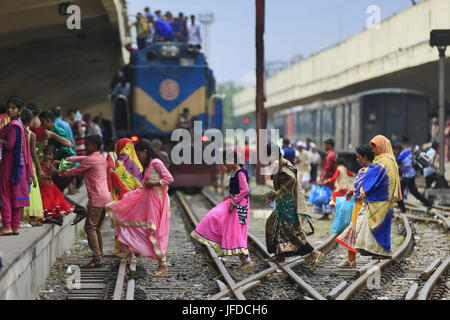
[[187, 15, 201, 51], [423, 141, 439, 188], [309, 143, 322, 184]]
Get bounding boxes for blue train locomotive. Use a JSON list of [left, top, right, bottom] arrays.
[[112, 42, 223, 188]]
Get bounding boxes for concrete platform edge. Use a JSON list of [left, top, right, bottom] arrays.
[[0, 213, 85, 300]]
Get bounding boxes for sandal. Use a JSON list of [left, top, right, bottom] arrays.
[[82, 258, 105, 269], [265, 255, 285, 263], [234, 261, 254, 271], [12, 229, 19, 235], [108, 249, 131, 259], [310, 252, 325, 268], [71, 213, 86, 225], [151, 264, 168, 277], [337, 260, 357, 269]]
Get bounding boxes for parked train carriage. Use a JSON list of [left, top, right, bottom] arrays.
[[113, 42, 223, 188], [273, 89, 430, 171]]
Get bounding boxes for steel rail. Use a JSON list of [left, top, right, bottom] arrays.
[[201, 189, 335, 300], [405, 258, 442, 300], [417, 256, 450, 300], [113, 259, 128, 300], [404, 202, 450, 228], [335, 215, 413, 300]]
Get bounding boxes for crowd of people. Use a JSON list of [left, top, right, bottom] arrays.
[[0, 96, 175, 276], [0, 95, 448, 276], [129, 6, 202, 50]]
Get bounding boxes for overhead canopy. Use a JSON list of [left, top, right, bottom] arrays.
[[0, 0, 129, 118]]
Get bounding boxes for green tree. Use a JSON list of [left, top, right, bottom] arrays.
[[217, 82, 243, 130]]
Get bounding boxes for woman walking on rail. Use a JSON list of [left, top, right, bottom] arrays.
[[107, 137, 143, 258], [106, 140, 174, 277], [336, 145, 374, 268], [0, 96, 34, 236], [265, 144, 324, 266], [191, 151, 254, 271], [354, 135, 402, 259]]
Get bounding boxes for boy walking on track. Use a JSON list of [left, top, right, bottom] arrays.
[[49, 135, 111, 268]]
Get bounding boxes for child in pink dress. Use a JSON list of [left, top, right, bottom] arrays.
[[191, 151, 253, 271], [106, 139, 174, 277]]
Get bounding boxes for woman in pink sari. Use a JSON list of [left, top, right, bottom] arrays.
[[191, 151, 253, 271], [0, 96, 34, 236], [106, 139, 174, 277]]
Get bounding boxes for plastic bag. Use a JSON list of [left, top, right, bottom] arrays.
[[308, 184, 331, 205], [58, 158, 71, 171], [331, 196, 354, 234]]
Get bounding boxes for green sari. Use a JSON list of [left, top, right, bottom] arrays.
[[266, 158, 314, 257]]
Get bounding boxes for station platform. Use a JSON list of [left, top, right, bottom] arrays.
[[0, 186, 88, 300]]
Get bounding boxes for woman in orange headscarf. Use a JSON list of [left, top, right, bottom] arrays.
[[107, 138, 144, 257], [354, 135, 402, 259]]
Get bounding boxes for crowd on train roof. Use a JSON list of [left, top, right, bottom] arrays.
[[128, 6, 202, 51]]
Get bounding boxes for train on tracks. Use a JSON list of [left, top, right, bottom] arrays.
[[111, 42, 223, 189], [273, 88, 431, 170]]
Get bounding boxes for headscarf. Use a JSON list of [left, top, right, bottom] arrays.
[[1, 120, 34, 186], [370, 135, 394, 157], [368, 135, 402, 201], [108, 138, 143, 201]]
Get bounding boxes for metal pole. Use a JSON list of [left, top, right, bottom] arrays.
[[438, 47, 446, 179], [255, 0, 266, 185]]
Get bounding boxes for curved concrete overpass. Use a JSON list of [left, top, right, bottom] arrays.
[[0, 0, 130, 118], [234, 0, 450, 117]]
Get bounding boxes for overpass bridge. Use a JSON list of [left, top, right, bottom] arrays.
[[233, 0, 450, 120], [0, 0, 130, 118]]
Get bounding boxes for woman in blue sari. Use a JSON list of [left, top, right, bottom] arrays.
[[355, 135, 402, 259]]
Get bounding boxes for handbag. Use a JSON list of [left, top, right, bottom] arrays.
[[236, 204, 248, 225]]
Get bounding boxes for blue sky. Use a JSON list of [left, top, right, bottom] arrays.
[[128, 0, 423, 84]]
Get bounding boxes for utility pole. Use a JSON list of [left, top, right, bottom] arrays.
[[437, 46, 446, 184], [255, 0, 267, 185], [430, 30, 450, 186]]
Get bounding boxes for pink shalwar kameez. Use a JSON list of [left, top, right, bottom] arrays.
[[106, 158, 174, 261], [191, 169, 250, 256], [0, 120, 33, 230]]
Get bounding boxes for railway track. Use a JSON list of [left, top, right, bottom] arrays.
[[333, 207, 449, 300], [175, 190, 338, 300]]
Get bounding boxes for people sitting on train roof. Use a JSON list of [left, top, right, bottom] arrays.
[[177, 108, 192, 130], [144, 7, 156, 20], [172, 16, 185, 42], [187, 15, 202, 51], [174, 12, 187, 42], [148, 14, 175, 42], [164, 11, 174, 24], [130, 13, 150, 50]]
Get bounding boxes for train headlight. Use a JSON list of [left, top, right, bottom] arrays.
[[160, 45, 179, 58]]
